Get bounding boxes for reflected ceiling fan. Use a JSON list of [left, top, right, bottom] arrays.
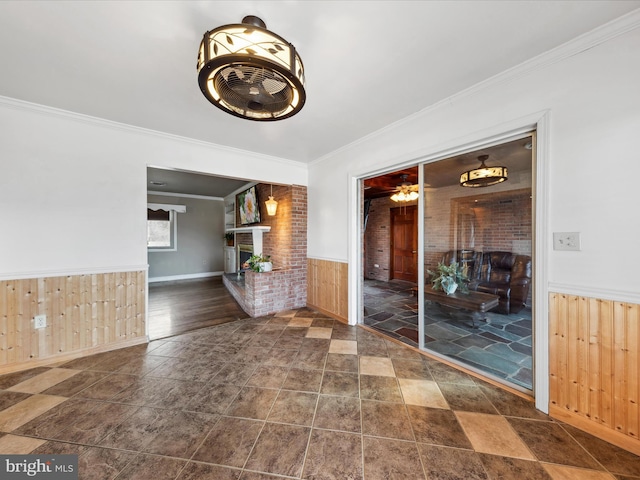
[[390, 174, 419, 202]]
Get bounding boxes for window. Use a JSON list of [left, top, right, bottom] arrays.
[[147, 203, 185, 252]]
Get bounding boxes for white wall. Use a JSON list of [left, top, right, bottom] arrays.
[[308, 21, 640, 299], [0, 100, 307, 279], [147, 194, 225, 280]]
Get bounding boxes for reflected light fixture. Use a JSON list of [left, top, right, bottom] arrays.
[[460, 155, 508, 188], [390, 175, 419, 202], [197, 15, 306, 121], [265, 184, 278, 216]]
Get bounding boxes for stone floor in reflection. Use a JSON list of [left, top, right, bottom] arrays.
[[0, 308, 638, 479], [364, 279, 533, 390]]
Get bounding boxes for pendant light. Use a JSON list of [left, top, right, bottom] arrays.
[[265, 184, 278, 216], [460, 155, 508, 188]]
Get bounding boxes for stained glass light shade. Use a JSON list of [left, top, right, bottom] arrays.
[[460, 155, 508, 187], [197, 16, 306, 121]]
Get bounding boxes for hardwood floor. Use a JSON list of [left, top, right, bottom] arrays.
[[147, 276, 248, 340]]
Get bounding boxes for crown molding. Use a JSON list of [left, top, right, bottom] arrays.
[[311, 8, 640, 167], [0, 95, 305, 170]]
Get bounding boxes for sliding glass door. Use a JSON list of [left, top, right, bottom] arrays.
[[420, 135, 534, 391], [361, 133, 534, 392]]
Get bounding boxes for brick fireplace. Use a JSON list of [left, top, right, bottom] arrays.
[[222, 184, 307, 317], [238, 243, 253, 268]]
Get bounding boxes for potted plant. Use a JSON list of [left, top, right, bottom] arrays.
[[244, 253, 272, 272], [427, 261, 469, 295], [224, 232, 234, 246]]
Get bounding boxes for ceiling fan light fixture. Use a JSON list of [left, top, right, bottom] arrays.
[[390, 190, 419, 202], [460, 155, 508, 188], [197, 15, 306, 121], [390, 174, 419, 202]]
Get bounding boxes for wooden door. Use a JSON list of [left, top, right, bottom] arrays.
[[391, 205, 418, 282]]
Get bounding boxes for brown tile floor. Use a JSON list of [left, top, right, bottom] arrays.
[[0, 308, 638, 479]]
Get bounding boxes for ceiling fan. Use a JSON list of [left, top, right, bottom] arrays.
[[390, 174, 419, 202]]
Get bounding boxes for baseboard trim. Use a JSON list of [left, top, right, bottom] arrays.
[[549, 404, 640, 456], [306, 303, 348, 324], [149, 271, 223, 283], [0, 336, 149, 376]]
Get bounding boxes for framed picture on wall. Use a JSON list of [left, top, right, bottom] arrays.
[[237, 185, 261, 225]]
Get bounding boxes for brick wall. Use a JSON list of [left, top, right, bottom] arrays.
[[228, 183, 307, 316], [426, 187, 532, 271], [364, 197, 418, 281], [363, 186, 532, 281], [459, 190, 532, 254]]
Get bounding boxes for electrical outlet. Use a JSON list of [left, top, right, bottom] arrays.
[[34, 314, 47, 329], [553, 232, 581, 251]]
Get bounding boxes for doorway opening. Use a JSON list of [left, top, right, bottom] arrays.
[[362, 133, 534, 392]]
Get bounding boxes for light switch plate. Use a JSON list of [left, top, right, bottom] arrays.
[[553, 232, 580, 251]]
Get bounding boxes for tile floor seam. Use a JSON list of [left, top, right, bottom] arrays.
[[298, 395, 322, 480], [171, 462, 189, 480], [112, 451, 190, 480], [416, 441, 476, 452], [556, 421, 618, 477], [241, 468, 298, 479], [502, 413, 542, 463], [186, 458, 244, 473], [413, 438, 435, 480], [538, 460, 615, 477], [53, 403, 140, 449], [358, 426, 366, 480], [237, 410, 270, 475], [180, 415, 224, 471], [89, 448, 139, 480]]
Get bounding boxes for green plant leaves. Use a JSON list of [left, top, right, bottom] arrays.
[[427, 261, 469, 294]]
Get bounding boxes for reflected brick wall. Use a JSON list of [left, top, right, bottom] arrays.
[[364, 188, 532, 282]]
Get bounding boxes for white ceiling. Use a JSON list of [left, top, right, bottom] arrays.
[[147, 167, 251, 198], [2, 1, 639, 169]]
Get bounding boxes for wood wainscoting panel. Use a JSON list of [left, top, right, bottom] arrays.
[[307, 259, 348, 323], [0, 271, 146, 373], [549, 292, 640, 454]]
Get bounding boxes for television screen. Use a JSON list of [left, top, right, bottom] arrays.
[[237, 185, 261, 225]]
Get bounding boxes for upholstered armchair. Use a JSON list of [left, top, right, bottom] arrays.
[[473, 252, 532, 315]]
